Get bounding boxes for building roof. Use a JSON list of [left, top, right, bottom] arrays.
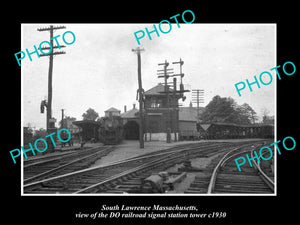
[[200, 124, 211, 131], [120, 108, 139, 119], [199, 122, 274, 129], [105, 107, 121, 112], [73, 120, 101, 128], [145, 83, 174, 96]]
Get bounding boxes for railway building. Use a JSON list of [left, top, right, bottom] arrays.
[[120, 85, 204, 142], [178, 105, 204, 140], [105, 107, 121, 117], [120, 104, 140, 140], [197, 122, 274, 139], [73, 120, 100, 142], [143, 83, 181, 141]]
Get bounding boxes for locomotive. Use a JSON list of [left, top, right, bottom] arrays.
[[99, 116, 124, 145]]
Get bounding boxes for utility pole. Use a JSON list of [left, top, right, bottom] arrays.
[[132, 47, 145, 149], [192, 89, 204, 122], [172, 77, 178, 141], [38, 25, 66, 152], [61, 109, 65, 129], [38, 25, 66, 132]]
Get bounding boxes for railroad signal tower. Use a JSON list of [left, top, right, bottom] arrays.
[[156, 58, 189, 142], [157, 60, 174, 143], [172, 58, 188, 101]]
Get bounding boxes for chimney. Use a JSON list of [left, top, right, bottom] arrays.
[[133, 103, 136, 109], [124, 105, 127, 113]]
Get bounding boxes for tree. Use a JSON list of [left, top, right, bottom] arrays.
[[200, 95, 257, 124], [261, 107, 274, 124], [82, 108, 99, 121], [240, 103, 258, 124], [59, 116, 76, 127], [201, 95, 237, 123]]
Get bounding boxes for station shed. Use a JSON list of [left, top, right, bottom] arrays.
[[197, 122, 274, 139], [178, 105, 204, 140], [120, 104, 140, 140], [73, 120, 101, 142]]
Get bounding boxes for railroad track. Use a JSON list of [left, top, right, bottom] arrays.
[[23, 146, 115, 184], [24, 141, 263, 194], [205, 143, 275, 194]]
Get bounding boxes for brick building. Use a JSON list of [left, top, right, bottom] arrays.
[[144, 83, 181, 141]]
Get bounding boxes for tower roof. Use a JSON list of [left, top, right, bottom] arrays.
[[145, 83, 174, 96], [105, 107, 120, 112]]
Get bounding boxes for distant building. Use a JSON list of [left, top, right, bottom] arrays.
[[105, 107, 121, 117], [197, 122, 274, 139], [178, 106, 204, 140], [64, 119, 81, 134], [120, 104, 140, 140], [73, 120, 100, 142]]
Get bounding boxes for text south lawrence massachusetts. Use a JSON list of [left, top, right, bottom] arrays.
[[101, 204, 197, 211]]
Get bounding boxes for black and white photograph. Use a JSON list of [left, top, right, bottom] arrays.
[[21, 23, 276, 195], [4, 6, 297, 224]]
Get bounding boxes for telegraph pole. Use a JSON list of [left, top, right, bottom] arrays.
[[38, 25, 66, 152], [132, 47, 145, 148], [192, 89, 204, 122], [172, 77, 178, 141], [61, 109, 65, 128], [38, 25, 66, 132]]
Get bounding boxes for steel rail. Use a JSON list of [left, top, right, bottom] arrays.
[[24, 145, 109, 168], [73, 152, 181, 194], [207, 143, 274, 194], [24, 151, 76, 167], [23, 146, 115, 184], [207, 143, 260, 194], [251, 150, 275, 192], [75, 145, 240, 194], [207, 148, 239, 194], [24, 143, 231, 193]]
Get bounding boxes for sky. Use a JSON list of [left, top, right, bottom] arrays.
[[22, 23, 276, 130]]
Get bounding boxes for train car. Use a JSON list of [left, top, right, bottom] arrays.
[[99, 116, 124, 145]]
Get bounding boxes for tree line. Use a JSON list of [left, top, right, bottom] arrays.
[[200, 95, 259, 125]]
